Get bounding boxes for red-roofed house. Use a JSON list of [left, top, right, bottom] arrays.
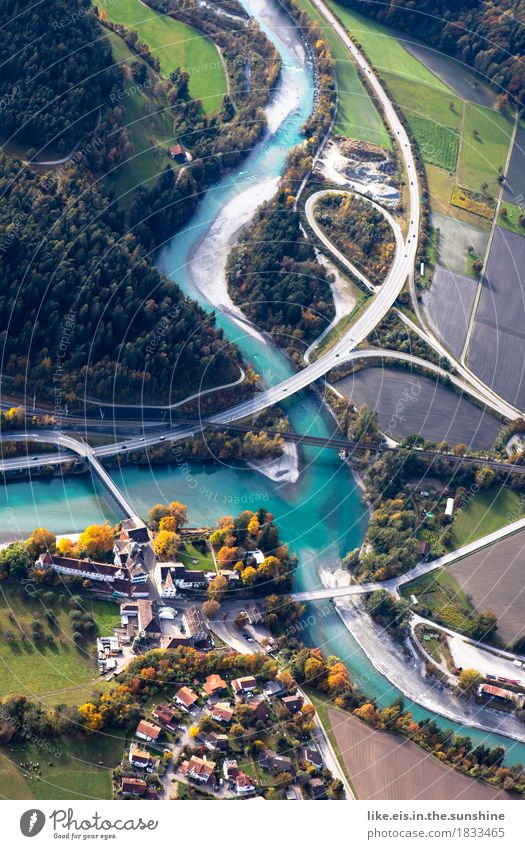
[[174, 686, 198, 712], [136, 719, 162, 743], [180, 755, 216, 787], [203, 674, 227, 697], [231, 676, 257, 695]]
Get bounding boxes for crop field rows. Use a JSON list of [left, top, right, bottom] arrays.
[[423, 266, 478, 358], [448, 530, 525, 646], [467, 227, 525, 410], [325, 708, 511, 800], [333, 365, 500, 449]]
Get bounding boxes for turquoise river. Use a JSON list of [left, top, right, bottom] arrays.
[[1, 0, 524, 764]]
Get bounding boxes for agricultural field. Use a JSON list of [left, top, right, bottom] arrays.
[[327, 1, 449, 91], [294, 0, 389, 148], [401, 569, 475, 616], [422, 265, 478, 358], [0, 730, 125, 800], [448, 485, 525, 551], [325, 707, 511, 799], [0, 585, 119, 699], [382, 73, 461, 171], [99, 0, 227, 113], [457, 103, 514, 196], [448, 531, 525, 647], [333, 365, 501, 449], [502, 123, 525, 204], [397, 40, 496, 108], [431, 212, 489, 274], [467, 227, 525, 409], [104, 28, 176, 198]]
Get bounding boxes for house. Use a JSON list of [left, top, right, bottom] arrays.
[[171, 564, 209, 591], [259, 748, 295, 775], [203, 674, 227, 697], [298, 746, 323, 769], [418, 541, 430, 561], [114, 536, 148, 583], [249, 695, 269, 722], [263, 679, 286, 698], [180, 755, 216, 787], [174, 685, 198, 712], [223, 760, 257, 796], [309, 777, 327, 799], [210, 702, 234, 724], [120, 518, 150, 544], [246, 549, 264, 565], [281, 694, 303, 714], [121, 777, 147, 797], [169, 143, 186, 163], [154, 564, 177, 598], [183, 606, 209, 644], [36, 552, 130, 584], [136, 719, 162, 743], [204, 732, 229, 752], [129, 744, 154, 771], [119, 600, 160, 640], [151, 704, 178, 731], [478, 683, 518, 705], [231, 676, 257, 695], [160, 631, 193, 649]]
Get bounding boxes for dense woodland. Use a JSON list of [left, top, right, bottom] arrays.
[[0, 0, 118, 153], [227, 202, 335, 361], [314, 194, 395, 285], [340, 0, 525, 110], [0, 0, 282, 403]]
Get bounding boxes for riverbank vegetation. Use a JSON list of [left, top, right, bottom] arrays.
[[282, 644, 525, 795], [313, 193, 395, 285]]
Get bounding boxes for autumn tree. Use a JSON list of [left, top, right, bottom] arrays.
[[217, 545, 238, 568], [458, 668, 483, 694], [153, 530, 180, 559], [241, 566, 257, 587], [159, 515, 178, 533], [202, 599, 221, 619], [79, 524, 114, 559], [25, 528, 56, 559], [208, 575, 228, 602], [475, 467, 496, 490]]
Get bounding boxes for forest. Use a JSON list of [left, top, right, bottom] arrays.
[[0, 0, 118, 154], [339, 0, 525, 110], [227, 201, 335, 362], [0, 0, 282, 403], [314, 193, 395, 285]]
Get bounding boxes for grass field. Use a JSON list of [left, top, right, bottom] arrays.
[[457, 103, 514, 195], [294, 0, 389, 148], [177, 541, 214, 571], [498, 201, 525, 235], [0, 585, 119, 699], [0, 730, 125, 800], [99, 0, 226, 113], [327, 1, 451, 92], [382, 73, 461, 170], [104, 28, 176, 198], [448, 485, 525, 550], [401, 568, 474, 614]]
